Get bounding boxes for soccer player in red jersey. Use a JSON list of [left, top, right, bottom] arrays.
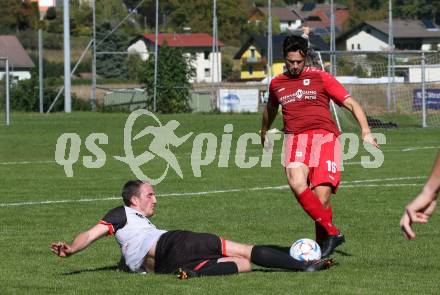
[[260, 35, 378, 258]]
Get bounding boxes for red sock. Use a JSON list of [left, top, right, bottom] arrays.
[[315, 206, 333, 244], [297, 188, 339, 236], [326, 206, 333, 223]]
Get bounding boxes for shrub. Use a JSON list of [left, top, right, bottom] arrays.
[[9, 72, 91, 112]]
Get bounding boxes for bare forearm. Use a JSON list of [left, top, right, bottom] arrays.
[[348, 100, 370, 134], [69, 232, 94, 254], [262, 103, 278, 130], [52, 224, 107, 257], [422, 151, 440, 197]]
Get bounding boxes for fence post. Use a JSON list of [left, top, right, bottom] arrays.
[[38, 29, 44, 113], [63, 0, 71, 113], [387, 51, 391, 112], [153, 0, 159, 112], [421, 52, 427, 128], [5, 58, 10, 126], [91, 0, 97, 110]]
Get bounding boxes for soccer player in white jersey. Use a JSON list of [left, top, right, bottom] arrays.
[[51, 180, 333, 278]]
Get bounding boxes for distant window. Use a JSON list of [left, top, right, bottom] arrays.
[[205, 68, 211, 77], [307, 16, 321, 21], [422, 19, 436, 29], [288, 21, 292, 26], [248, 65, 253, 75], [351, 44, 354, 50], [250, 48, 256, 58], [357, 43, 361, 50], [204, 51, 210, 60]]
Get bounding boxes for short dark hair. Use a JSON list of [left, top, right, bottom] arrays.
[[121, 180, 144, 206], [283, 35, 308, 58]]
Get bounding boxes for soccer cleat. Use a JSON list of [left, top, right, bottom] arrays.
[[320, 233, 345, 258], [303, 258, 334, 272], [177, 268, 199, 280], [177, 268, 189, 280], [116, 256, 130, 272]]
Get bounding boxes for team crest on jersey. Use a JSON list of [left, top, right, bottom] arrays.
[[303, 79, 310, 86]]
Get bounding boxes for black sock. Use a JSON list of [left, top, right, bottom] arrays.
[[195, 262, 239, 277], [250, 245, 305, 271]]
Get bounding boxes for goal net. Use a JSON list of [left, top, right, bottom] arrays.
[[314, 51, 440, 131]]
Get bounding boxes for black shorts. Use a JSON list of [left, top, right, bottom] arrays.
[[154, 230, 226, 274]]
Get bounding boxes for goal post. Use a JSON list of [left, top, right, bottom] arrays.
[[316, 52, 342, 132]]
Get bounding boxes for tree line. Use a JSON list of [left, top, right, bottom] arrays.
[[1, 1, 439, 45], [2, 0, 439, 113]]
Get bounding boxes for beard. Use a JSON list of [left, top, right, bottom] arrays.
[[289, 68, 303, 77]]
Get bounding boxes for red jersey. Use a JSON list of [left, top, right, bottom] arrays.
[[268, 67, 350, 136]]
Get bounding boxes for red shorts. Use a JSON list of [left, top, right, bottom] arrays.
[[283, 129, 341, 193]]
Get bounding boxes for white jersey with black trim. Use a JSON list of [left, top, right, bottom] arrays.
[[99, 206, 167, 272]]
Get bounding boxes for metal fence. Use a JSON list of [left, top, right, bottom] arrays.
[[101, 87, 148, 111], [317, 50, 440, 129]]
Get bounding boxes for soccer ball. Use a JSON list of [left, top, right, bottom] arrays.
[[289, 238, 321, 262]]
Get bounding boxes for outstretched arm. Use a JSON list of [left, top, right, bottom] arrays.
[[342, 97, 378, 148], [400, 150, 440, 240], [51, 223, 109, 257], [261, 102, 279, 147]]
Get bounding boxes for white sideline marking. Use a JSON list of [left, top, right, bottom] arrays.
[[340, 183, 421, 188], [380, 146, 440, 152], [0, 196, 120, 207], [0, 145, 438, 165], [401, 146, 439, 152], [0, 176, 425, 207], [0, 160, 55, 165], [340, 176, 425, 183]]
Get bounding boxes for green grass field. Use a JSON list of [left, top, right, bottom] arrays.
[[1, 112, 439, 294]]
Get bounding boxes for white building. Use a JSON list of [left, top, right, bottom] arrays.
[[0, 36, 35, 81], [338, 20, 440, 51], [399, 65, 440, 83], [128, 33, 223, 83]]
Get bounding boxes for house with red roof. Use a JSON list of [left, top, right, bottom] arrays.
[[248, 4, 349, 37], [128, 32, 224, 83], [248, 7, 302, 32], [288, 3, 350, 36]]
